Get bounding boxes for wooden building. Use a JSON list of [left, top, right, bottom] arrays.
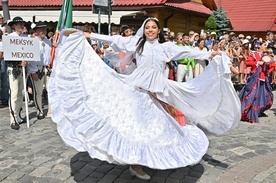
[[214, 0, 276, 39], [112, 0, 213, 34], [0, 0, 214, 35]]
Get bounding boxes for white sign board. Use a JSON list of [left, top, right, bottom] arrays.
[[2, 36, 40, 61], [94, 0, 108, 7]]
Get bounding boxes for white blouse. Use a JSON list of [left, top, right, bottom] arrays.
[[91, 33, 212, 95]]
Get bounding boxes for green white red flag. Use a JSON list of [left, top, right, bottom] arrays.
[[50, 0, 73, 68]]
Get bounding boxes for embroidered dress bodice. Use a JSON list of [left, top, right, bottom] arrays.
[[126, 39, 171, 95]]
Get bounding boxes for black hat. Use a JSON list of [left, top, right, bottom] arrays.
[[8, 16, 25, 27], [31, 22, 47, 30]]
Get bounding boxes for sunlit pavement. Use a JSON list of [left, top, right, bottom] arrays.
[[0, 91, 275, 183]]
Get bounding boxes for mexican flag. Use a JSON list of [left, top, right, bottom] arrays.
[[50, 0, 73, 68]]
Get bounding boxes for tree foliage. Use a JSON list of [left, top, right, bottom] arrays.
[[211, 7, 230, 36], [205, 15, 216, 31]]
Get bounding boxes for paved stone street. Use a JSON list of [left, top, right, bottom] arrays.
[[0, 91, 276, 183]]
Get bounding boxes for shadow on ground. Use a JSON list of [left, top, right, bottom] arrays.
[[269, 107, 276, 115], [70, 152, 206, 183], [202, 154, 229, 169]]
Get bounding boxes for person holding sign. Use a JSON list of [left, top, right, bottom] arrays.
[[27, 22, 51, 120], [6, 17, 28, 130]]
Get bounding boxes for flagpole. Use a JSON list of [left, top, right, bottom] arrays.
[[22, 67, 30, 128], [108, 0, 111, 35], [98, 8, 101, 34]]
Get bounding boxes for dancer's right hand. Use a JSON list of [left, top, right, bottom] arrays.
[[84, 32, 91, 39]]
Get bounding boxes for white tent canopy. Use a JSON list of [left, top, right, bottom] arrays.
[[6, 10, 139, 24]]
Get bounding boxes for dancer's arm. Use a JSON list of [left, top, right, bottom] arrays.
[[163, 42, 219, 61], [84, 32, 138, 53], [246, 53, 258, 67], [268, 61, 276, 75]]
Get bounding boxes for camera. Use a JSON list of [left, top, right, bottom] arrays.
[[163, 28, 168, 32]]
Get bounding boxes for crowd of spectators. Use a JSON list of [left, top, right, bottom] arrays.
[[161, 30, 276, 84], [93, 27, 276, 87]]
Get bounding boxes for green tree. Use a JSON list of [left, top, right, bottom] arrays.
[[212, 7, 229, 36], [205, 15, 217, 31]]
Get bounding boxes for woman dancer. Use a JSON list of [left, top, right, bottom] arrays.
[[239, 41, 275, 123], [49, 18, 240, 180]]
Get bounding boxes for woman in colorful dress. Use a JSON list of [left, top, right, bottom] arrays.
[[239, 41, 275, 123], [49, 18, 240, 180]]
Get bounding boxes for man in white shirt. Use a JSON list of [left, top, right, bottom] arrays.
[[28, 22, 51, 120], [6, 17, 28, 130]]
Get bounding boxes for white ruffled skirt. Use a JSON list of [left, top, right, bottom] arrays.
[[49, 31, 240, 170]]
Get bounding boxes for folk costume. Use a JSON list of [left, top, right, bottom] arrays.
[[239, 52, 275, 123], [49, 19, 240, 170], [176, 43, 195, 82], [6, 17, 27, 130], [27, 22, 51, 119]]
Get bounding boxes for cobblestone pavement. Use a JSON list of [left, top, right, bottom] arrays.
[[0, 91, 276, 183]]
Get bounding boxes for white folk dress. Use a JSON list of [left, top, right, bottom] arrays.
[[49, 30, 240, 170]]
